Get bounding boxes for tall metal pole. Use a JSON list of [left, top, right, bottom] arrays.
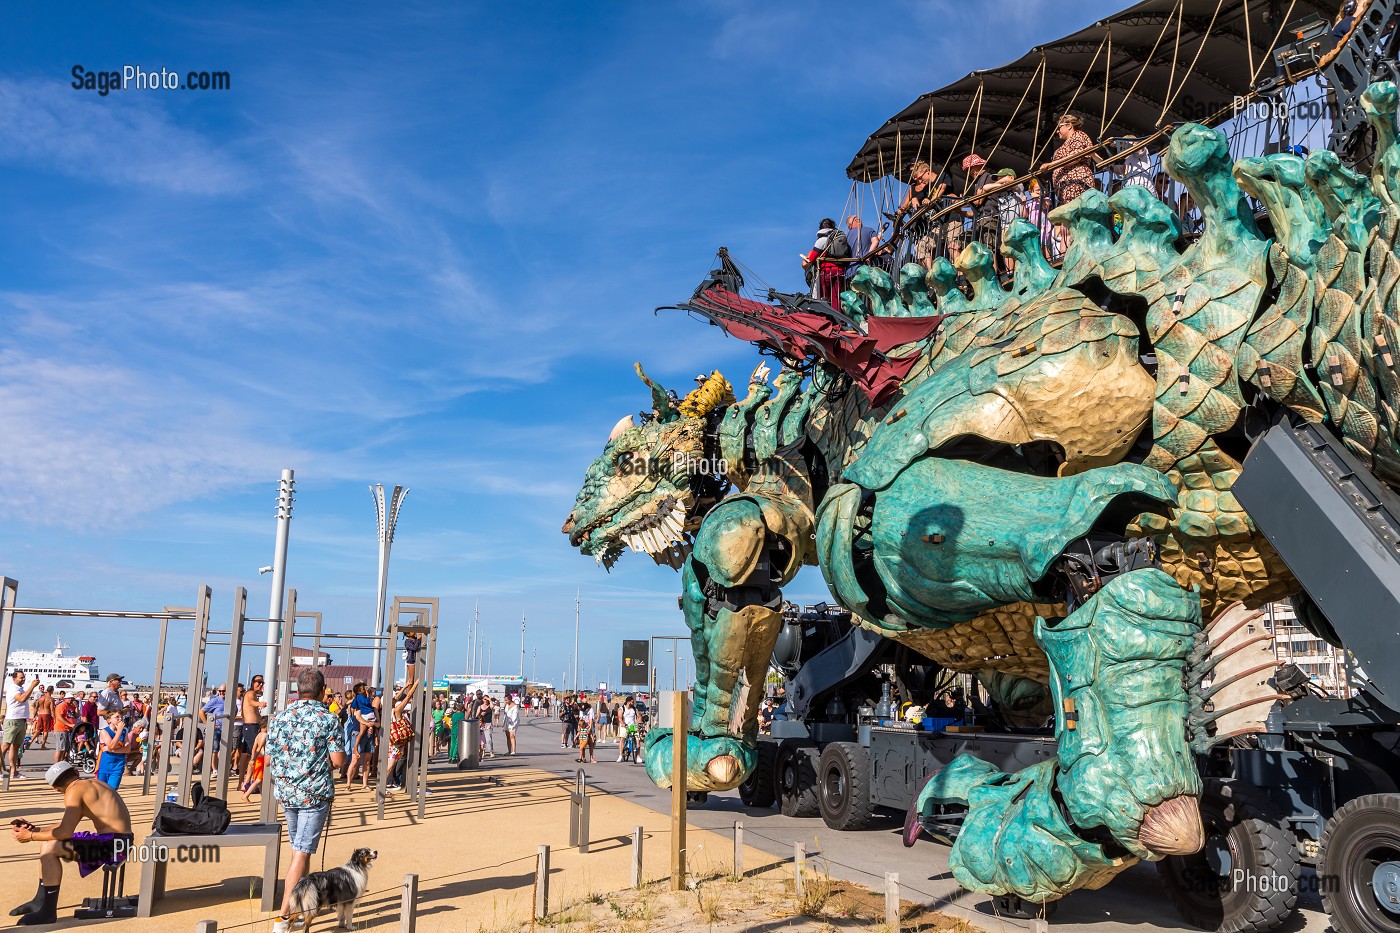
[[370, 483, 408, 690], [573, 588, 580, 693], [470, 601, 479, 677], [520, 613, 526, 678], [264, 469, 296, 692]]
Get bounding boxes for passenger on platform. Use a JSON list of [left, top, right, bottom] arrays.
[[844, 215, 878, 277], [1178, 190, 1202, 235], [8, 761, 134, 926], [801, 218, 847, 311], [1042, 113, 1097, 252], [987, 168, 1026, 279], [898, 162, 945, 269], [1152, 172, 1173, 207]]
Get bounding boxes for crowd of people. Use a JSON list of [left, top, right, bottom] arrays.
[[807, 111, 1213, 299]]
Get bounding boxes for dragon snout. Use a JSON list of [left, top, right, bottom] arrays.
[[562, 515, 576, 536], [1138, 795, 1205, 856]]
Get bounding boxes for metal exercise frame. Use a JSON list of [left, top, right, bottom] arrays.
[[0, 576, 198, 796], [250, 596, 438, 824]]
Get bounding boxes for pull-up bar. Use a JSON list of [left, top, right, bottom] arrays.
[[1, 608, 196, 620]]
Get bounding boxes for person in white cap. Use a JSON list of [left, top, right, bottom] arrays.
[[7, 761, 133, 925]]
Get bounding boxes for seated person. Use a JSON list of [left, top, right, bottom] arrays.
[[9, 761, 134, 926]]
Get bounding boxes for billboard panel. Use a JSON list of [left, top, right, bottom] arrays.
[[621, 639, 649, 686]]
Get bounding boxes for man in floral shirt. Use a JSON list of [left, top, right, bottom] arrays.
[[267, 668, 344, 933]]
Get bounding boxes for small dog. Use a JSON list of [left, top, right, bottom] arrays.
[[286, 847, 377, 932]]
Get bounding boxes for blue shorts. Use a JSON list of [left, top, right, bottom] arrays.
[[96, 754, 126, 791], [283, 802, 330, 855]]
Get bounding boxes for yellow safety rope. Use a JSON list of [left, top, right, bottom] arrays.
[[1160, 0, 1184, 125], [984, 57, 1046, 171], [1031, 31, 1109, 167], [1243, 0, 1256, 84], [1251, 0, 1299, 84], [1108, 3, 1177, 126], [1102, 27, 1113, 137], [1163, 0, 1228, 118]]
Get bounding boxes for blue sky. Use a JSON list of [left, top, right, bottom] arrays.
[[0, 1, 1124, 692]]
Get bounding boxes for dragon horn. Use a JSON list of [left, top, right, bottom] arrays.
[[608, 414, 636, 441]]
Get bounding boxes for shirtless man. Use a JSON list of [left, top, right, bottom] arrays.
[[32, 688, 55, 750], [8, 761, 133, 925], [238, 675, 266, 784]]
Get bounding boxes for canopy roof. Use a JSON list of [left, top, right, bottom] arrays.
[[846, 0, 1342, 185]]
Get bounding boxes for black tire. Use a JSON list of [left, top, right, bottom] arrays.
[[992, 894, 1058, 919], [817, 742, 876, 831], [777, 740, 819, 818], [1320, 793, 1400, 933], [1157, 779, 1298, 933], [739, 740, 778, 809]]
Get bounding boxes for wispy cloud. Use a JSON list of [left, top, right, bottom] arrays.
[[0, 78, 250, 194]]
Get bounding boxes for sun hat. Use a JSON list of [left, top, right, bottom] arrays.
[[997, 168, 1016, 178], [961, 154, 987, 171]]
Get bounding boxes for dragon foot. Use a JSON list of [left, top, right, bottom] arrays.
[[642, 728, 756, 792]]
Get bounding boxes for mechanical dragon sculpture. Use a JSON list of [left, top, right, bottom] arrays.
[[562, 81, 1400, 904]]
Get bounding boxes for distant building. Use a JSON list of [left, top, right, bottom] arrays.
[[1264, 600, 1353, 698]]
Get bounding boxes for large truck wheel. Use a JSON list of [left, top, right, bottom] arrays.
[[1320, 793, 1400, 933], [777, 740, 819, 818], [1157, 779, 1298, 933], [817, 742, 876, 830], [738, 740, 778, 809]]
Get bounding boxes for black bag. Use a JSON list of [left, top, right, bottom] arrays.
[[153, 783, 231, 836], [825, 229, 851, 259]]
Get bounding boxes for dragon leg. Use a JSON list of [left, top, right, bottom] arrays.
[[909, 568, 1205, 903], [644, 494, 808, 791]]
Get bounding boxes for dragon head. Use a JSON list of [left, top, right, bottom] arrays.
[[562, 365, 735, 570]]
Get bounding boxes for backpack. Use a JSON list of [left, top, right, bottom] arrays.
[[152, 783, 231, 836], [825, 229, 851, 259]]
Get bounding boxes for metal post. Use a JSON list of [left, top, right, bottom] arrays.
[[0, 578, 16, 793], [670, 690, 689, 891], [201, 718, 216, 797], [264, 469, 295, 694], [631, 825, 643, 888], [374, 618, 395, 822], [399, 873, 418, 933], [178, 586, 213, 807], [885, 872, 900, 929], [794, 841, 806, 899], [734, 820, 744, 877], [534, 845, 550, 920], [370, 484, 408, 690], [262, 602, 297, 825], [520, 613, 526, 679], [217, 589, 247, 802], [196, 921, 218, 933], [143, 614, 170, 797], [570, 769, 591, 853]]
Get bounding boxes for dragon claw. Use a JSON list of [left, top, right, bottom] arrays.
[[642, 728, 757, 792]]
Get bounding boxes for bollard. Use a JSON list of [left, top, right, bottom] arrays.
[[1030, 919, 1049, 933], [885, 872, 900, 929], [400, 874, 418, 933], [534, 845, 550, 920], [631, 825, 643, 888], [733, 820, 744, 878], [794, 841, 806, 899], [196, 921, 217, 933], [569, 770, 591, 853]]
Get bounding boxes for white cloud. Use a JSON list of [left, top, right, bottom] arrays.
[[0, 77, 250, 194], [0, 351, 297, 529]]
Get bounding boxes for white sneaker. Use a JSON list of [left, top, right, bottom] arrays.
[[272, 919, 290, 933]]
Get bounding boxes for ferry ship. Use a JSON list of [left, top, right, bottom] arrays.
[[4, 637, 110, 692]]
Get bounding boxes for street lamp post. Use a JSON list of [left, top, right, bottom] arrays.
[[263, 469, 296, 695], [370, 483, 408, 690]]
